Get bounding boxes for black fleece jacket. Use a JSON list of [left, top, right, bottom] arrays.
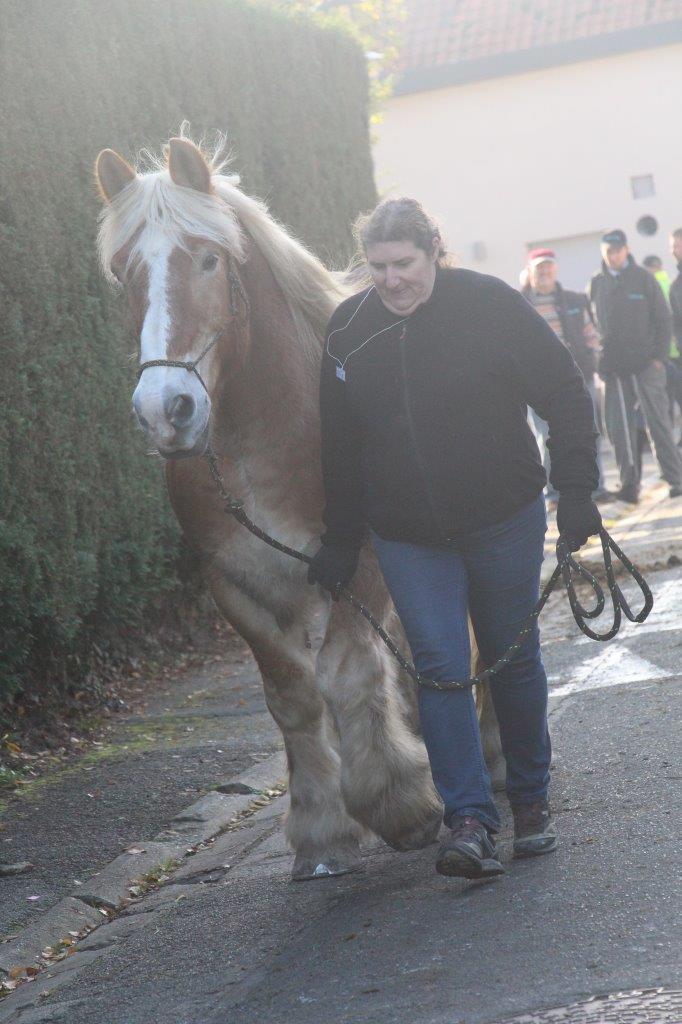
[[589, 256, 672, 377], [319, 267, 598, 547]]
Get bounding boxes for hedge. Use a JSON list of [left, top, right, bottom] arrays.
[[0, 0, 377, 709]]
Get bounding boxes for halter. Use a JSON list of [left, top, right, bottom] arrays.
[[137, 255, 251, 393]]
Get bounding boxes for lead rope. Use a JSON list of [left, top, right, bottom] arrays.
[[204, 446, 653, 692], [139, 258, 653, 692]]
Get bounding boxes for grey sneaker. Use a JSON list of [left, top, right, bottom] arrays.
[[435, 816, 504, 879], [512, 800, 557, 858]]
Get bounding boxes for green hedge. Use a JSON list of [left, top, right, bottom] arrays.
[[0, 0, 376, 708]]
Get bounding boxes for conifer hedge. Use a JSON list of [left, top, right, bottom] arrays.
[[0, 0, 376, 709]]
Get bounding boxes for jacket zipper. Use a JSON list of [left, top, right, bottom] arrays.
[[398, 323, 448, 539]]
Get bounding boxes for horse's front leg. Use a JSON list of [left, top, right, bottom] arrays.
[[255, 643, 365, 881], [317, 603, 442, 852], [210, 565, 364, 879]]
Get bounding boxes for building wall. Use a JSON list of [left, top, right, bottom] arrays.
[[373, 43, 682, 290]]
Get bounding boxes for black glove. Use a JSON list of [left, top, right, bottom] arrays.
[[556, 491, 602, 552], [306, 542, 360, 600]]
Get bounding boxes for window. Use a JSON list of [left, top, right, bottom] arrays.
[[636, 215, 658, 237], [631, 175, 655, 200]]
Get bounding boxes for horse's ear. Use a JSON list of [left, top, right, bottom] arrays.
[[167, 138, 212, 194], [95, 149, 136, 203]]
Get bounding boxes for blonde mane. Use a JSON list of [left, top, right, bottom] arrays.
[[97, 136, 349, 348]]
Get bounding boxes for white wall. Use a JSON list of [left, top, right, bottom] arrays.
[[373, 43, 682, 291]]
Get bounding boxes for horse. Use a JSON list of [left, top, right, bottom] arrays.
[[94, 134, 503, 880]]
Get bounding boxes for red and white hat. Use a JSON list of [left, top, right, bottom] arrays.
[[527, 247, 556, 268]]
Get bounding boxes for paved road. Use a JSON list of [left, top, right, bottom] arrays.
[[2, 566, 679, 1024]]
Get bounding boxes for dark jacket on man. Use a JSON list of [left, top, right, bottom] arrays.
[[522, 282, 598, 379], [589, 255, 672, 377], [319, 267, 598, 547], [670, 261, 682, 350]]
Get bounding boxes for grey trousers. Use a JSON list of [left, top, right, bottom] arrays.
[[604, 361, 682, 491]]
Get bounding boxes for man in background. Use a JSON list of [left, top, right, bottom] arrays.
[[644, 252, 682, 442], [522, 248, 613, 503], [669, 229, 682, 445], [589, 230, 682, 503], [643, 254, 671, 300]]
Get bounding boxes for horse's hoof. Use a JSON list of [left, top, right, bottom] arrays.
[[291, 854, 362, 882]]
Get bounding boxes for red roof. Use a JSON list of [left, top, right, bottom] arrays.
[[400, 0, 682, 76]]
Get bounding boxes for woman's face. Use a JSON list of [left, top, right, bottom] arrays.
[[365, 239, 438, 316]]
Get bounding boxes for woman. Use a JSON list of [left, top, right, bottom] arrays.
[[307, 198, 601, 880]]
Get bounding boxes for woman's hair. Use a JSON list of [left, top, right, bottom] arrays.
[[353, 197, 452, 266]]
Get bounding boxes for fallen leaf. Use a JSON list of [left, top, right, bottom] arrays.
[[26, 895, 43, 902]]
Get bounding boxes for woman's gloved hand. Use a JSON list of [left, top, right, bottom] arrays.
[[556, 491, 602, 552], [306, 542, 360, 600]]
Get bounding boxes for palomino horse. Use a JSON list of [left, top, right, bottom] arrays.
[[95, 136, 502, 880]]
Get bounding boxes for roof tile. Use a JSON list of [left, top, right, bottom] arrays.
[[400, 0, 682, 72]]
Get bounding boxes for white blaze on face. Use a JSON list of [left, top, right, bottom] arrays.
[[131, 239, 210, 452], [140, 239, 173, 368]]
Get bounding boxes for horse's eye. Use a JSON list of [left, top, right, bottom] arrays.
[[202, 254, 219, 272]]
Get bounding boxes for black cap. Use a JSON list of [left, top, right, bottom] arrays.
[[602, 229, 627, 247]]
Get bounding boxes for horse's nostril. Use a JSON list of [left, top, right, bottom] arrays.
[[165, 393, 196, 429]]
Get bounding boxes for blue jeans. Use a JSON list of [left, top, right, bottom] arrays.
[[370, 496, 551, 833]]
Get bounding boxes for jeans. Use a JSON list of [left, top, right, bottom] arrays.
[[370, 496, 551, 833]]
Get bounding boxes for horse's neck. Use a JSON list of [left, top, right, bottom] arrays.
[[212, 243, 324, 517]]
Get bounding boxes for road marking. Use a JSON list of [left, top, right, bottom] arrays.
[[549, 645, 673, 698], [574, 576, 681, 644]]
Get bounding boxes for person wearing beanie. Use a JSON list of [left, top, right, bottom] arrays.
[[589, 230, 682, 503], [522, 248, 613, 504]]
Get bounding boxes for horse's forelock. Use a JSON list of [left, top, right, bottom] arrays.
[[97, 139, 348, 344], [97, 169, 245, 284]]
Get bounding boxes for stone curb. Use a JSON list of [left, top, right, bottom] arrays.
[[0, 898, 102, 977], [0, 750, 286, 982]]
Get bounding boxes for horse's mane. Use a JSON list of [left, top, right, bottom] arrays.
[[97, 133, 349, 350]]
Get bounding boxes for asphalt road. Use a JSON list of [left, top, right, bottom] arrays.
[[3, 565, 679, 1024]]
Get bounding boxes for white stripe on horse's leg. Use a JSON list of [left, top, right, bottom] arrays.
[[317, 608, 442, 851]]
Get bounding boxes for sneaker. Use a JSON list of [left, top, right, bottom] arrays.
[[614, 486, 639, 504], [670, 485, 682, 498], [435, 816, 504, 879], [512, 800, 557, 859]]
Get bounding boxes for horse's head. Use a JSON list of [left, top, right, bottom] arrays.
[[95, 138, 249, 458]]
